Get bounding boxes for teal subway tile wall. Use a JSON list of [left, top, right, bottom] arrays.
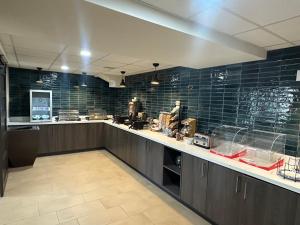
[[8, 46, 300, 156], [114, 46, 300, 156], [9, 68, 115, 116]]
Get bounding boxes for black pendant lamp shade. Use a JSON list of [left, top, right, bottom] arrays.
[[151, 63, 159, 85], [120, 71, 126, 88], [81, 72, 87, 87], [36, 67, 43, 84]]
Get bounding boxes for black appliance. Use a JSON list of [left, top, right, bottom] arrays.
[[129, 121, 148, 130], [113, 116, 128, 124]]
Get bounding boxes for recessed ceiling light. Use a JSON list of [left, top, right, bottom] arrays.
[[80, 50, 91, 57], [61, 65, 69, 71]]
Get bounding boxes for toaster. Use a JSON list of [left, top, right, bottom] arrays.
[[194, 133, 211, 149]]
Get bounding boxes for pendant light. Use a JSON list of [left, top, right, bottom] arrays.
[[120, 71, 126, 88], [151, 63, 159, 85], [36, 67, 43, 84], [81, 72, 87, 87]]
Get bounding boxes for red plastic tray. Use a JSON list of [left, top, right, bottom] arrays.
[[210, 149, 247, 159], [239, 158, 284, 171]]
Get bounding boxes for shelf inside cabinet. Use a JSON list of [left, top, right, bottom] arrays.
[[163, 164, 181, 176], [163, 147, 182, 175], [163, 167, 180, 197]]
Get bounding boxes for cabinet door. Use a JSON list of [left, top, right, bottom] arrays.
[[87, 123, 97, 149], [103, 124, 112, 151], [53, 124, 74, 152], [146, 140, 164, 185], [87, 123, 103, 149], [110, 126, 118, 155], [295, 196, 300, 225], [38, 125, 54, 154], [117, 129, 129, 161], [73, 124, 88, 150], [241, 175, 298, 225], [206, 163, 242, 225], [127, 133, 146, 170], [181, 153, 208, 214]]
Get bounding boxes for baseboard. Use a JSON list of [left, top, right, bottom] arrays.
[[37, 147, 105, 157]]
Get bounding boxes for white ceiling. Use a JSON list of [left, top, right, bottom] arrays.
[[0, 0, 299, 79], [142, 0, 300, 49]]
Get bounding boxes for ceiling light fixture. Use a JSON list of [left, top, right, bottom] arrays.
[[36, 67, 43, 84], [81, 72, 87, 87], [151, 63, 160, 85], [80, 50, 91, 57], [61, 65, 69, 71], [119, 71, 126, 88]]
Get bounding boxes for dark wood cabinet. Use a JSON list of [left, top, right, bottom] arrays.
[[37, 123, 104, 155], [181, 153, 208, 214], [103, 123, 113, 151], [116, 129, 129, 161], [0, 59, 7, 197], [295, 196, 300, 225], [145, 140, 164, 185], [86, 123, 103, 149], [207, 162, 300, 225], [206, 163, 242, 225], [38, 125, 54, 154], [128, 134, 146, 171], [101, 124, 300, 225]]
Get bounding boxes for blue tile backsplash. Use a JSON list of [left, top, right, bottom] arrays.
[[9, 68, 115, 116], [114, 46, 300, 156], [8, 46, 300, 156]]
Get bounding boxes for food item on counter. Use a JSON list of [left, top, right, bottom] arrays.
[[169, 121, 179, 130]]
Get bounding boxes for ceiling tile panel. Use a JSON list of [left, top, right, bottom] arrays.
[[225, 0, 300, 26], [91, 59, 126, 68], [293, 40, 300, 46], [141, 0, 224, 18], [265, 17, 300, 42], [235, 29, 285, 47], [18, 54, 53, 69], [190, 8, 257, 35], [12, 35, 65, 53], [265, 43, 293, 51], [101, 54, 139, 64], [0, 33, 12, 45]]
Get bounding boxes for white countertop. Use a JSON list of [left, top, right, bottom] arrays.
[[7, 119, 300, 194], [104, 121, 300, 194], [8, 120, 105, 126]]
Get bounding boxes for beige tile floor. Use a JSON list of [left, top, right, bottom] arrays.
[[0, 150, 211, 225]]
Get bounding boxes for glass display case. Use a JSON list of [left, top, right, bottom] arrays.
[[239, 130, 286, 171], [210, 125, 249, 159], [30, 90, 52, 122]]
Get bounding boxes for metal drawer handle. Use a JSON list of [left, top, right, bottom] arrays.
[[243, 181, 248, 200], [235, 176, 241, 193], [201, 162, 206, 177]]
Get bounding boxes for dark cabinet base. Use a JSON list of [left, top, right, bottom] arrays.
[[37, 123, 104, 156]]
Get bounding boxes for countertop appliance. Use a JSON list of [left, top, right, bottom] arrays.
[[129, 121, 148, 130], [88, 111, 108, 120], [113, 115, 128, 124], [58, 110, 80, 121], [194, 133, 211, 149]]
